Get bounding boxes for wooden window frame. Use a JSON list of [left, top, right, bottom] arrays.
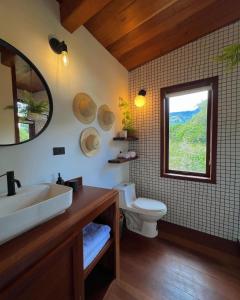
[[160, 77, 218, 184]]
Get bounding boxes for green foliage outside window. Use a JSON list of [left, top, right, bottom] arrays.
[[169, 100, 208, 173], [19, 123, 29, 142]]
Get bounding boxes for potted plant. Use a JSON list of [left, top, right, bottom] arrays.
[[215, 43, 240, 70], [25, 99, 48, 121], [19, 91, 48, 121], [4, 91, 49, 122], [119, 97, 136, 138]]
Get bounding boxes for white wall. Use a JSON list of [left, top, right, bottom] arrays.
[[0, 0, 129, 193], [0, 63, 15, 144]]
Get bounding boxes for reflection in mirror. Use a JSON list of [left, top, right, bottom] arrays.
[[0, 40, 52, 146]]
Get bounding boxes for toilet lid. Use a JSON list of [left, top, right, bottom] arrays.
[[133, 198, 166, 212]]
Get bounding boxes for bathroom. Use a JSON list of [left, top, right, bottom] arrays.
[[0, 0, 239, 299]]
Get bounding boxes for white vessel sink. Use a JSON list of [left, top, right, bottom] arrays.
[[0, 184, 73, 245]]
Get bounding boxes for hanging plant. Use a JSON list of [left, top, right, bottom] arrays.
[[215, 43, 240, 71]]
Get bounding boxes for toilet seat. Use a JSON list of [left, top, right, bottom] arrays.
[[132, 198, 166, 213]]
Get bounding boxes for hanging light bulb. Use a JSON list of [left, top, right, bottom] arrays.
[[134, 89, 146, 107], [61, 50, 69, 66], [49, 37, 69, 67]]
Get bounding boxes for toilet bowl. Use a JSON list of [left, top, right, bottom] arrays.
[[114, 183, 167, 238]]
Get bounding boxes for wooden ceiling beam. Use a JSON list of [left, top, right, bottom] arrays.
[[85, 0, 179, 47], [119, 0, 240, 70], [57, 0, 112, 33]]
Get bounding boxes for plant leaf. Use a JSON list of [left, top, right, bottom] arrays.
[[215, 44, 240, 71]]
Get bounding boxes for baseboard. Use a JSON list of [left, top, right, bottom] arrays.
[[158, 221, 240, 268]]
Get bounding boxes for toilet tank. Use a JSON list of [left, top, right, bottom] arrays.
[[114, 183, 136, 208]]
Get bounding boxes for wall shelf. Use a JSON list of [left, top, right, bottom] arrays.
[[113, 137, 138, 141], [108, 156, 138, 164]]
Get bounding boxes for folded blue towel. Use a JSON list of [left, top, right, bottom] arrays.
[[83, 222, 111, 254], [84, 233, 110, 269], [83, 222, 111, 269]]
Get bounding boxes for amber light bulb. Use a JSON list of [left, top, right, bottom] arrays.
[[61, 50, 69, 67], [134, 95, 146, 107], [134, 89, 146, 107]]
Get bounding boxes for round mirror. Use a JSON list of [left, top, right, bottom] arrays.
[[0, 39, 53, 146]]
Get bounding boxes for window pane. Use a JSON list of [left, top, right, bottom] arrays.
[[19, 123, 30, 142], [168, 90, 208, 173]]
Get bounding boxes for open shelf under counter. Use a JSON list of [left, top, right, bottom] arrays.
[[113, 137, 138, 141], [85, 265, 113, 300], [84, 238, 113, 280], [108, 156, 138, 164]]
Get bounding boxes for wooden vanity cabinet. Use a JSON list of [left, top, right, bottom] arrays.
[[0, 186, 119, 300], [0, 234, 83, 300]]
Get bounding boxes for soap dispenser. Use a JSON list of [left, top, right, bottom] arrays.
[[56, 173, 64, 185]]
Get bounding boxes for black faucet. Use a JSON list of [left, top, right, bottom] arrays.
[[0, 171, 22, 196]]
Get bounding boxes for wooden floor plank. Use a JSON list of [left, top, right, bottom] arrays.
[[120, 230, 240, 300], [104, 280, 152, 300]]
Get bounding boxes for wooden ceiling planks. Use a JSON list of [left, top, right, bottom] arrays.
[[118, 0, 240, 70], [57, 0, 240, 70], [85, 0, 179, 47], [16, 71, 45, 93], [107, 0, 216, 60]]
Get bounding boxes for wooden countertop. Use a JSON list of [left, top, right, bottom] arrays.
[[0, 185, 118, 289]]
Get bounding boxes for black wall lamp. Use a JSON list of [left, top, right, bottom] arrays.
[[49, 37, 69, 66], [134, 89, 147, 107]]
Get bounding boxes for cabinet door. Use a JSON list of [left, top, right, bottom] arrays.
[[0, 234, 83, 300]]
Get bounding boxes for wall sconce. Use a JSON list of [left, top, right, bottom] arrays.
[[134, 89, 146, 107], [49, 37, 69, 66]]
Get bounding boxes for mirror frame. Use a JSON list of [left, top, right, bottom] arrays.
[[0, 38, 53, 146]]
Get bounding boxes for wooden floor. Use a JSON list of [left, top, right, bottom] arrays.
[[120, 230, 240, 300], [104, 280, 152, 300]]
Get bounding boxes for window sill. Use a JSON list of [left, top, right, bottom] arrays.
[[161, 172, 216, 184]]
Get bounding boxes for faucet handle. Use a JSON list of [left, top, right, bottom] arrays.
[[15, 179, 22, 188]]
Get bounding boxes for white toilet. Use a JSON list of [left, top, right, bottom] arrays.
[[114, 183, 167, 238]]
